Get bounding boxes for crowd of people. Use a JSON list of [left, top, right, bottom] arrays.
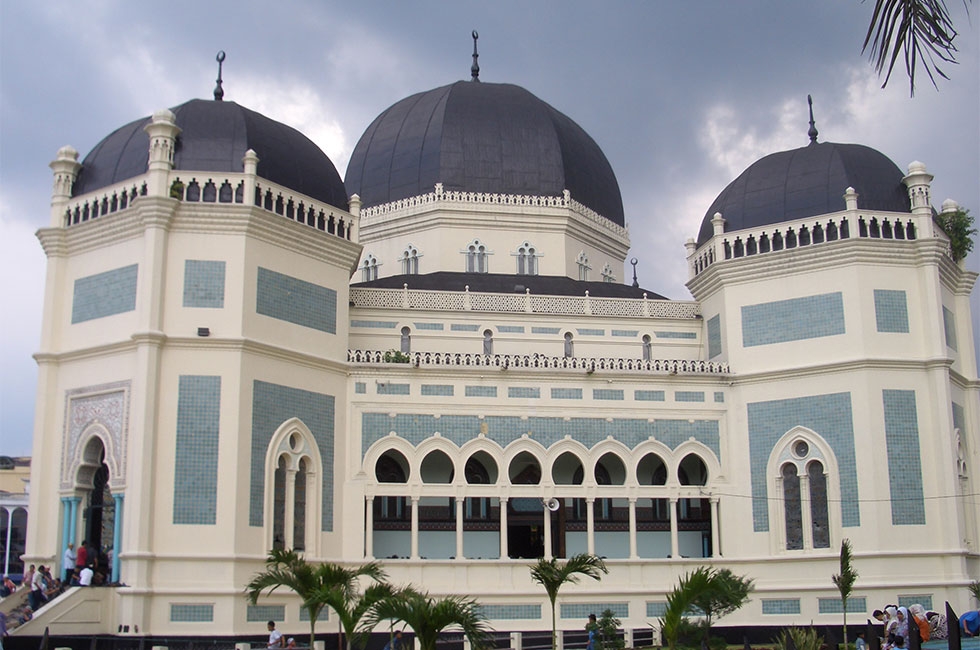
[[872, 602, 980, 648]]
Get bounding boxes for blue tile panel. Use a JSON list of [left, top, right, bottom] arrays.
[[818, 597, 866, 615], [256, 267, 336, 334], [355, 382, 366, 394], [707, 315, 722, 359], [351, 320, 397, 329], [421, 384, 454, 396], [943, 306, 957, 350], [479, 604, 543, 620], [552, 388, 583, 399], [378, 383, 410, 395], [509, 387, 541, 398], [714, 392, 725, 403], [635, 390, 666, 402], [71, 264, 138, 323], [362, 414, 720, 459], [676, 391, 705, 403], [646, 602, 668, 617], [898, 595, 933, 610], [498, 325, 525, 333], [561, 603, 628, 619], [465, 386, 497, 397], [414, 322, 444, 330], [173, 375, 221, 525], [873, 290, 909, 333], [593, 389, 624, 401], [952, 402, 965, 432], [532, 327, 561, 334], [577, 328, 605, 336], [882, 389, 926, 524], [451, 323, 481, 332], [612, 330, 638, 337], [762, 599, 801, 615], [250, 381, 334, 530], [655, 331, 697, 339], [300, 607, 327, 621], [170, 604, 214, 622], [247, 604, 285, 622], [183, 260, 225, 308], [747, 393, 859, 531], [742, 292, 845, 347]]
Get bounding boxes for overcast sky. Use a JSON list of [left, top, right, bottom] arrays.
[[1, 0, 977, 456]]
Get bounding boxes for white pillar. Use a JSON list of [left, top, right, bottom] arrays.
[[242, 149, 259, 207], [456, 497, 465, 560], [284, 469, 297, 548], [799, 474, 812, 550], [3, 507, 11, 576], [410, 497, 420, 559], [710, 497, 720, 557], [499, 498, 508, 559], [586, 498, 595, 556], [628, 498, 638, 559], [669, 498, 679, 558], [543, 503, 553, 560], [365, 497, 374, 559], [143, 109, 181, 197]]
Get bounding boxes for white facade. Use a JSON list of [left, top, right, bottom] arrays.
[[17, 99, 979, 642]]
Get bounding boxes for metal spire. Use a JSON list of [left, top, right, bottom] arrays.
[[214, 50, 226, 101], [631, 257, 639, 288], [470, 31, 480, 82], [807, 94, 818, 144]]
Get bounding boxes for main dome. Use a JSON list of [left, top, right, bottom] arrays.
[[72, 99, 348, 209], [344, 81, 625, 226], [697, 141, 910, 246]]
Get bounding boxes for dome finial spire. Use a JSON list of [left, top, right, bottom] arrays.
[[471, 30, 480, 82], [214, 50, 226, 101], [807, 94, 818, 144], [631, 257, 639, 288]]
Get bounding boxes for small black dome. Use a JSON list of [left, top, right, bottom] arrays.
[[345, 81, 624, 226], [72, 99, 348, 209], [697, 141, 910, 246]]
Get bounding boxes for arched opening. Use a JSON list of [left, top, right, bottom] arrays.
[[373, 450, 410, 559], [273, 456, 287, 550], [636, 453, 670, 555], [508, 452, 544, 559], [564, 332, 574, 358], [483, 330, 494, 356], [782, 463, 803, 550], [807, 460, 830, 548], [463, 453, 500, 559], [418, 449, 455, 559], [678, 453, 711, 557], [642, 335, 652, 361], [400, 327, 411, 354], [77, 437, 113, 576], [552, 452, 585, 558], [1, 507, 27, 578]]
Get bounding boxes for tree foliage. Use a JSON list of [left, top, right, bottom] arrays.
[[361, 588, 492, 650], [660, 567, 754, 650], [315, 582, 397, 650], [934, 208, 976, 262], [833, 539, 859, 650], [775, 627, 824, 650], [530, 554, 608, 650], [969, 580, 980, 604], [595, 609, 625, 650]]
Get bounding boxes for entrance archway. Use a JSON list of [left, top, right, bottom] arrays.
[[77, 437, 114, 576]]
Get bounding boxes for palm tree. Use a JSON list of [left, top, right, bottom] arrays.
[[361, 587, 492, 650], [660, 567, 753, 650], [832, 539, 859, 650], [530, 553, 608, 650], [316, 582, 397, 650], [245, 549, 386, 647]]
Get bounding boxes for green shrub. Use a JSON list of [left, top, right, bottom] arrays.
[[774, 627, 823, 650]]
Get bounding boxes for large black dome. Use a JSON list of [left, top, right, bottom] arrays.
[[72, 99, 348, 209], [697, 141, 910, 246], [345, 81, 625, 226]]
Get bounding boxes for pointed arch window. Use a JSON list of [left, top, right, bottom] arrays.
[[463, 239, 490, 273], [563, 332, 574, 358], [577, 252, 591, 281], [601, 263, 616, 283], [516, 241, 539, 275], [642, 334, 652, 361], [400, 327, 412, 354], [771, 432, 835, 552], [266, 423, 322, 553], [483, 329, 493, 356], [402, 245, 420, 275], [361, 254, 379, 282]]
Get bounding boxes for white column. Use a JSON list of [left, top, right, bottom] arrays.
[[284, 469, 297, 548], [628, 498, 638, 560], [3, 507, 11, 576], [543, 503, 553, 560], [586, 498, 595, 556], [456, 497, 465, 560], [710, 497, 720, 557], [499, 498, 508, 559], [410, 497, 420, 559], [365, 497, 374, 559], [799, 474, 812, 550], [669, 498, 679, 558]]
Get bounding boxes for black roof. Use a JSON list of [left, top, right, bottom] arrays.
[[72, 99, 348, 209], [345, 81, 625, 226], [697, 141, 910, 246], [352, 272, 666, 299]]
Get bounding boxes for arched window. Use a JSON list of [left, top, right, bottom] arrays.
[[361, 254, 379, 282], [770, 432, 836, 552], [516, 242, 539, 275], [577, 252, 590, 281], [781, 463, 803, 550], [483, 330, 493, 356], [808, 460, 830, 548], [563, 332, 574, 358], [266, 423, 321, 553], [402, 245, 420, 275], [601, 263, 616, 283], [400, 327, 411, 354], [463, 239, 489, 273], [642, 334, 652, 361]]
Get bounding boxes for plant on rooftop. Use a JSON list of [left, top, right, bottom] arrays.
[[934, 207, 976, 262], [383, 350, 411, 363]]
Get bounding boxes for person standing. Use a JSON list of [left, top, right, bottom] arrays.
[[75, 541, 88, 573], [960, 609, 980, 637], [62, 543, 76, 583], [267, 620, 284, 648], [384, 630, 403, 650], [586, 613, 598, 650]]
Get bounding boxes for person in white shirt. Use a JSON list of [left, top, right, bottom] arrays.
[[78, 565, 94, 586], [267, 621, 284, 648], [62, 543, 76, 583]]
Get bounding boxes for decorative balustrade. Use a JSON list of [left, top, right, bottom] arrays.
[[350, 286, 701, 319], [64, 179, 147, 226], [348, 349, 729, 374]]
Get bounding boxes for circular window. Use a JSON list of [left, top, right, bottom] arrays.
[[793, 440, 809, 458], [289, 432, 302, 452]]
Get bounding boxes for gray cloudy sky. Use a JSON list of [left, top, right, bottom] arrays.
[[1, 0, 977, 455]]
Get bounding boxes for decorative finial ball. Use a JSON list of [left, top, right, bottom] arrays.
[[908, 160, 927, 173], [151, 108, 177, 125], [941, 198, 960, 213], [472, 30, 478, 39], [216, 50, 226, 63], [57, 145, 79, 161], [631, 257, 638, 266]]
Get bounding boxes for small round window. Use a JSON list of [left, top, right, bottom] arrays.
[[793, 440, 809, 458]]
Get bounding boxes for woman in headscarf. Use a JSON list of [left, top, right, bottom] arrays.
[[895, 607, 911, 644], [908, 604, 930, 642], [883, 606, 900, 650], [927, 611, 948, 640]]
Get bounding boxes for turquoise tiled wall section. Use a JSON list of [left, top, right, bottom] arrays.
[[362, 414, 720, 459], [300, 607, 328, 621], [707, 315, 722, 358], [351, 320, 397, 329], [552, 388, 583, 399], [675, 391, 705, 402], [479, 604, 542, 620], [256, 267, 336, 333], [646, 602, 668, 617], [355, 382, 366, 394], [532, 327, 561, 334], [762, 599, 801, 615], [714, 392, 725, 403], [898, 595, 932, 610], [509, 387, 541, 399], [943, 306, 957, 350], [250, 380, 334, 530], [747, 393, 859, 531], [421, 384, 454, 396], [378, 383, 410, 395], [593, 389, 624, 401], [414, 322, 444, 330], [173, 375, 221, 525], [71, 264, 138, 323], [612, 330, 638, 337], [170, 604, 214, 622], [498, 325, 525, 333], [247, 604, 285, 622], [818, 597, 866, 614], [656, 331, 697, 339], [183, 260, 225, 308], [577, 328, 605, 336], [451, 323, 480, 332], [873, 290, 909, 333], [742, 292, 845, 347], [561, 603, 628, 619], [882, 390, 926, 524], [465, 386, 497, 397], [635, 390, 665, 402]]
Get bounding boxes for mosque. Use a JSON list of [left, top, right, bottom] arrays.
[[13, 37, 979, 642]]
